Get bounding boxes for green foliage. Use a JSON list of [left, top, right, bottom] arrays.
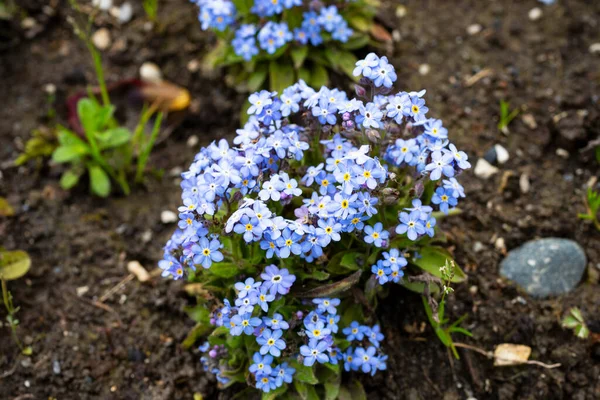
[[578, 187, 600, 231], [15, 128, 58, 167], [143, 0, 159, 22], [204, 0, 381, 91], [421, 260, 472, 359], [561, 307, 590, 339], [0, 197, 15, 217], [1, 248, 32, 355], [497, 100, 520, 134]]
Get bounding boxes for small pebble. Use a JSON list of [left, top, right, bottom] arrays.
[[92, 28, 111, 51], [21, 358, 32, 368], [161, 210, 177, 224], [141, 230, 153, 243], [495, 237, 506, 253], [392, 30, 401, 42], [395, 5, 407, 18], [521, 113, 537, 129], [589, 43, 600, 54], [21, 17, 36, 29], [24, 380, 31, 388], [467, 24, 482, 35], [92, 0, 113, 10], [127, 261, 151, 282], [556, 148, 569, 158], [44, 83, 57, 95], [140, 62, 162, 83], [53, 360, 61, 375], [474, 158, 499, 179], [187, 59, 200, 73], [519, 174, 530, 194], [76, 286, 89, 297], [418, 64, 430, 76], [117, 2, 133, 23], [187, 135, 199, 147], [473, 241, 485, 253], [528, 7, 542, 21], [495, 144, 510, 164]]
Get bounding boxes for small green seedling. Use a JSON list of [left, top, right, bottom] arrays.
[[497, 100, 520, 135], [0, 249, 32, 355], [143, 0, 159, 22], [578, 187, 600, 231], [561, 307, 590, 339], [422, 260, 472, 359]]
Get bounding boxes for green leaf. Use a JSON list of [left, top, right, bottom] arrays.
[[347, 380, 367, 400], [0, 250, 31, 281], [341, 34, 370, 50], [0, 197, 15, 217], [60, 169, 81, 190], [411, 246, 466, 282], [290, 46, 309, 69], [269, 61, 296, 94], [293, 381, 319, 400], [88, 164, 111, 197], [400, 281, 440, 296], [248, 65, 269, 92], [574, 324, 590, 339], [182, 323, 210, 349], [290, 360, 318, 384], [336, 51, 359, 80], [294, 270, 362, 298], [52, 143, 90, 163], [340, 300, 364, 327], [347, 15, 370, 32], [310, 64, 328, 89], [184, 305, 211, 324], [97, 127, 131, 150], [208, 262, 240, 279], [57, 126, 87, 146], [339, 252, 363, 271], [231, 0, 252, 15], [262, 385, 288, 400], [297, 67, 311, 83]]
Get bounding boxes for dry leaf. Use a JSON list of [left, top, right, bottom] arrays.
[[370, 23, 392, 42], [493, 343, 531, 366], [140, 81, 191, 112]]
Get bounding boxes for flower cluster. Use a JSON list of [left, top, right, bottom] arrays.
[[192, 0, 354, 61], [160, 52, 469, 394]]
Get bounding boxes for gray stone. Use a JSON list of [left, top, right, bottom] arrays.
[[500, 238, 586, 298]]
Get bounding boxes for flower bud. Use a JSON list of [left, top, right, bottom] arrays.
[[382, 187, 399, 197], [355, 84, 367, 98], [414, 180, 425, 197], [383, 196, 399, 205], [365, 128, 381, 143], [296, 311, 303, 319], [209, 349, 217, 358], [342, 112, 351, 121]]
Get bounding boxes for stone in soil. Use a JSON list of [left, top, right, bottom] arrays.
[[500, 238, 587, 298]]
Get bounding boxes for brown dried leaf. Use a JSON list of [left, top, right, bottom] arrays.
[[493, 344, 531, 366], [370, 23, 392, 42]]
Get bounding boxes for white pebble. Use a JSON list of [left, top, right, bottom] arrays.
[[528, 7, 542, 21], [494, 144, 510, 164], [495, 237, 506, 253], [127, 261, 150, 282], [92, 28, 111, 51], [589, 43, 600, 54], [474, 158, 499, 179], [187, 59, 200, 73], [187, 135, 199, 147], [76, 286, 89, 297], [118, 2, 133, 23], [519, 174, 530, 194], [141, 230, 153, 243], [161, 210, 177, 224], [140, 62, 162, 83], [555, 148, 569, 158], [473, 241, 485, 253], [92, 0, 113, 10], [418, 64, 430, 76], [467, 24, 482, 35], [521, 113, 537, 129], [21, 17, 36, 29], [395, 5, 407, 18]]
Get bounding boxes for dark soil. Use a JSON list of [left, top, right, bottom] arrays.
[[1, 0, 599, 399]]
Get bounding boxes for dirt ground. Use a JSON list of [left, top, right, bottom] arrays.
[[1, 0, 599, 399]]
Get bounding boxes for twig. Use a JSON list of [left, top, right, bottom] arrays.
[[69, 292, 123, 326], [98, 274, 134, 303], [465, 68, 494, 87], [454, 342, 561, 369]]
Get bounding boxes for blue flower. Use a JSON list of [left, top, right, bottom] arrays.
[[233, 214, 263, 243], [229, 313, 262, 336], [276, 228, 303, 258], [396, 210, 425, 241], [234, 277, 261, 298], [386, 93, 411, 124], [249, 352, 273, 375], [408, 96, 429, 121], [248, 90, 272, 115], [326, 314, 340, 334], [318, 5, 342, 32], [305, 320, 331, 341], [263, 313, 289, 330], [343, 321, 366, 341], [312, 298, 341, 315], [257, 287, 276, 312], [326, 192, 358, 219], [363, 222, 389, 247], [370, 56, 397, 88], [256, 374, 277, 393], [356, 192, 378, 216], [426, 150, 455, 180], [372, 260, 390, 284], [260, 265, 296, 295], [431, 187, 458, 214], [406, 199, 433, 220], [424, 215, 436, 237], [343, 348, 358, 371], [316, 217, 342, 245], [257, 329, 286, 356], [443, 177, 466, 198], [232, 36, 258, 61], [353, 346, 378, 373], [273, 362, 295, 386], [312, 97, 337, 125], [448, 143, 471, 170], [353, 53, 380, 77], [358, 102, 383, 129], [300, 339, 330, 366], [381, 248, 408, 269], [191, 237, 224, 269], [235, 289, 258, 314], [367, 325, 384, 348]]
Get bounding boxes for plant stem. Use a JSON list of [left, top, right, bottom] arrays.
[[135, 111, 163, 183], [1, 278, 23, 350]]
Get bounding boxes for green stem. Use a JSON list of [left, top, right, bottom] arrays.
[[135, 112, 163, 183], [1, 279, 23, 350]]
